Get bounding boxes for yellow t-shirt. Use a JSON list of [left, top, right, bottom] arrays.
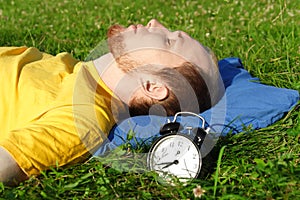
[[0, 46, 121, 175]]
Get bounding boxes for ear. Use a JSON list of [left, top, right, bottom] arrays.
[[142, 81, 169, 100]]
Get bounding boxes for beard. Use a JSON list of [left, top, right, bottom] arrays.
[[107, 24, 125, 38], [107, 24, 125, 59], [107, 24, 140, 73]]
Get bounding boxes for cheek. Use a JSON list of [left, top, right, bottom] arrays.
[[127, 50, 185, 68], [124, 34, 165, 52], [125, 40, 156, 52]]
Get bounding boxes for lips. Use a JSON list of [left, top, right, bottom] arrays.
[[127, 25, 138, 33]]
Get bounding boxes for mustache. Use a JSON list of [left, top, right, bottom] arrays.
[[107, 24, 125, 38]]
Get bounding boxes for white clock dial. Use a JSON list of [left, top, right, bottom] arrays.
[[148, 134, 202, 181]]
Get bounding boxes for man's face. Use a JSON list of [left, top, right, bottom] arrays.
[[107, 19, 217, 75]]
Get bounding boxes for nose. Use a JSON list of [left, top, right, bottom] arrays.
[[146, 19, 166, 29], [178, 30, 190, 38]]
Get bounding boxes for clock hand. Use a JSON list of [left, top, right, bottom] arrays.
[[162, 160, 179, 169], [156, 162, 174, 165]]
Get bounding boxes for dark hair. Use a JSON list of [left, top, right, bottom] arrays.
[[128, 62, 211, 116]]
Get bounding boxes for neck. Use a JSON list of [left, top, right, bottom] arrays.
[[93, 53, 123, 92], [92, 53, 138, 105]]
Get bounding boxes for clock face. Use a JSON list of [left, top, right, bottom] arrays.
[[147, 134, 202, 182]]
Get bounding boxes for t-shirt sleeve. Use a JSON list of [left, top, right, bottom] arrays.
[[0, 101, 109, 175]]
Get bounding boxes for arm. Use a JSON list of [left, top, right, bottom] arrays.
[[0, 147, 28, 186]]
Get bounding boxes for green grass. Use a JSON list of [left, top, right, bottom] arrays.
[[0, 0, 299, 199]]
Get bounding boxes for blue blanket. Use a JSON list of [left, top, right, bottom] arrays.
[[94, 58, 299, 156]]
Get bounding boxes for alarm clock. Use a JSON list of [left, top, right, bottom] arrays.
[[147, 112, 210, 183]]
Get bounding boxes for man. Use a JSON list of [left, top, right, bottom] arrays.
[[0, 19, 224, 185]]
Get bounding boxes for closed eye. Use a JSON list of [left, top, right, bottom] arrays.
[[166, 38, 176, 46]]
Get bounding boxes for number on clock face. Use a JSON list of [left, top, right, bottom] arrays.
[[148, 134, 202, 181]]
